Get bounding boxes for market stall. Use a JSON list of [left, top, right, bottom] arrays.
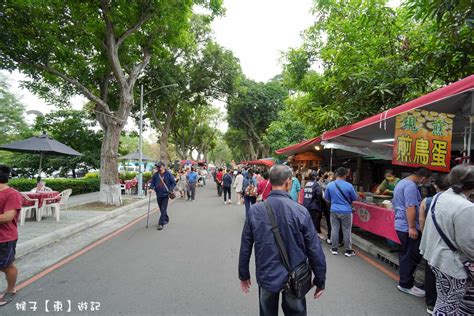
[[320, 75, 474, 243]]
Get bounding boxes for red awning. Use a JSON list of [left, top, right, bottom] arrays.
[[242, 159, 276, 167], [275, 136, 322, 155], [323, 75, 474, 141]]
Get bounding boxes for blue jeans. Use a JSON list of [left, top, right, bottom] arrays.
[[259, 287, 306, 316], [244, 195, 256, 217], [157, 196, 169, 225]]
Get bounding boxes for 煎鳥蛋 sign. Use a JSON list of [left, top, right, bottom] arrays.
[[392, 109, 454, 172]]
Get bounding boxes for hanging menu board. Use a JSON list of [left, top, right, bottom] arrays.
[[392, 109, 454, 172]]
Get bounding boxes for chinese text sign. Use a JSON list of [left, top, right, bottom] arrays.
[[392, 110, 454, 172]]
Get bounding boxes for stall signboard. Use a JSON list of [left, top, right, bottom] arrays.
[[392, 109, 454, 172]]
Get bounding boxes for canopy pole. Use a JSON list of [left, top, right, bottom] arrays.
[[330, 148, 333, 171], [37, 152, 43, 183]]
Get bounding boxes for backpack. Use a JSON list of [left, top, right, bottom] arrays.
[[245, 179, 258, 197]]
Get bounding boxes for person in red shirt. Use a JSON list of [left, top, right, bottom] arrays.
[[216, 168, 224, 197], [0, 165, 22, 306], [257, 172, 272, 201]]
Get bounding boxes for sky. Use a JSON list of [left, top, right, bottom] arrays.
[[3, 0, 316, 134]]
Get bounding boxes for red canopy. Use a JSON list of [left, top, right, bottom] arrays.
[[323, 75, 474, 141], [242, 159, 276, 167], [275, 136, 322, 155]]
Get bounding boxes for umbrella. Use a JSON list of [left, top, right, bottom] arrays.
[[118, 150, 153, 161], [0, 132, 82, 176], [180, 159, 196, 165]]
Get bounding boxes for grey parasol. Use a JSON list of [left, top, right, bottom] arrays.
[[118, 150, 153, 161], [0, 132, 82, 175]]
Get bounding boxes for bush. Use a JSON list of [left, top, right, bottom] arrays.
[[119, 171, 153, 183], [84, 172, 99, 178], [9, 178, 100, 196]]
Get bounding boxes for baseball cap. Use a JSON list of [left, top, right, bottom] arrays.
[[155, 161, 165, 168]]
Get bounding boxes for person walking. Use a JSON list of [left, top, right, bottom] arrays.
[[234, 170, 244, 205], [319, 172, 333, 244], [216, 168, 224, 197], [239, 164, 326, 316], [187, 167, 198, 201], [242, 169, 258, 217], [201, 167, 208, 186], [0, 165, 22, 306], [303, 171, 324, 238], [177, 170, 187, 199], [418, 175, 449, 314], [289, 174, 301, 202], [325, 167, 357, 257], [392, 167, 432, 297], [257, 172, 272, 201], [420, 165, 474, 315], [223, 170, 233, 205], [149, 162, 177, 231]]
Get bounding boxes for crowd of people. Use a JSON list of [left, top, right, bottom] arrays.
[[0, 159, 472, 314], [235, 163, 473, 315]]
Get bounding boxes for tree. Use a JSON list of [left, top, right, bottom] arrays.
[[208, 132, 232, 166], [264, 106, 308, 156], [279, 0, 473, 138], [226, 79, 287, 159], [34, 110, 103, 177], [0, 1, 222, 204], [0, 75, 31, 144], [140, 15, 241, 163]]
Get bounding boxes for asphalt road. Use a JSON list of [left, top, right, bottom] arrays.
[[4, 184, 427, 315]]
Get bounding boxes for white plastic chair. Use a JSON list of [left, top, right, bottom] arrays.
[[43, 193, 61, 222], [20, 193, 39, 225], [59, 189, 72, 218], [43, 186, 53, 192]]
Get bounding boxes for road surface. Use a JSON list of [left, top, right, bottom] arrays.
[[5, 184, 427, 315]]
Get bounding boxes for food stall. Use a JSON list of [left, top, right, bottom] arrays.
[[319, 75, 474, 243]]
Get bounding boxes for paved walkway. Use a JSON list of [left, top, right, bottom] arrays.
[[3, 184, 427, 315], [17, 192, 148, 254]]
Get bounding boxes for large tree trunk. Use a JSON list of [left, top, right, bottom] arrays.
[[99, 123, 122, 205], [159, 130, 170, 164]]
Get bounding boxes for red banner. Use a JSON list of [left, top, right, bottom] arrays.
[[352, 202, 400, 244], [392, 109, 453, 172]]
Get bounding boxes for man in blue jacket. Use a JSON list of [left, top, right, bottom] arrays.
[[325, 167, 357, 257], [239, 164, 326, 316], [149, 162, 176, 230]]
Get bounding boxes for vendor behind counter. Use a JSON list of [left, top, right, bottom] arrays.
[[375, 169, 400, 197]]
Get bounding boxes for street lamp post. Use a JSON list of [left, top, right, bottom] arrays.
[[138, 83, 178, 196]]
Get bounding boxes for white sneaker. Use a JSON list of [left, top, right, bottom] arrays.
[[397, 285, 425, 298], [224, 201, 227, 205], [326, 239, 331, 245], [228, 200, 232, 204]]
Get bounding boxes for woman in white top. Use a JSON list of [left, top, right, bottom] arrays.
[[233, 170, 244, 205], [420, 164, 474, 315]]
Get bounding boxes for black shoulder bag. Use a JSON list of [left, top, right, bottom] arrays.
[[429, 193, 473, 280], [264, 201, 312, 298]]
